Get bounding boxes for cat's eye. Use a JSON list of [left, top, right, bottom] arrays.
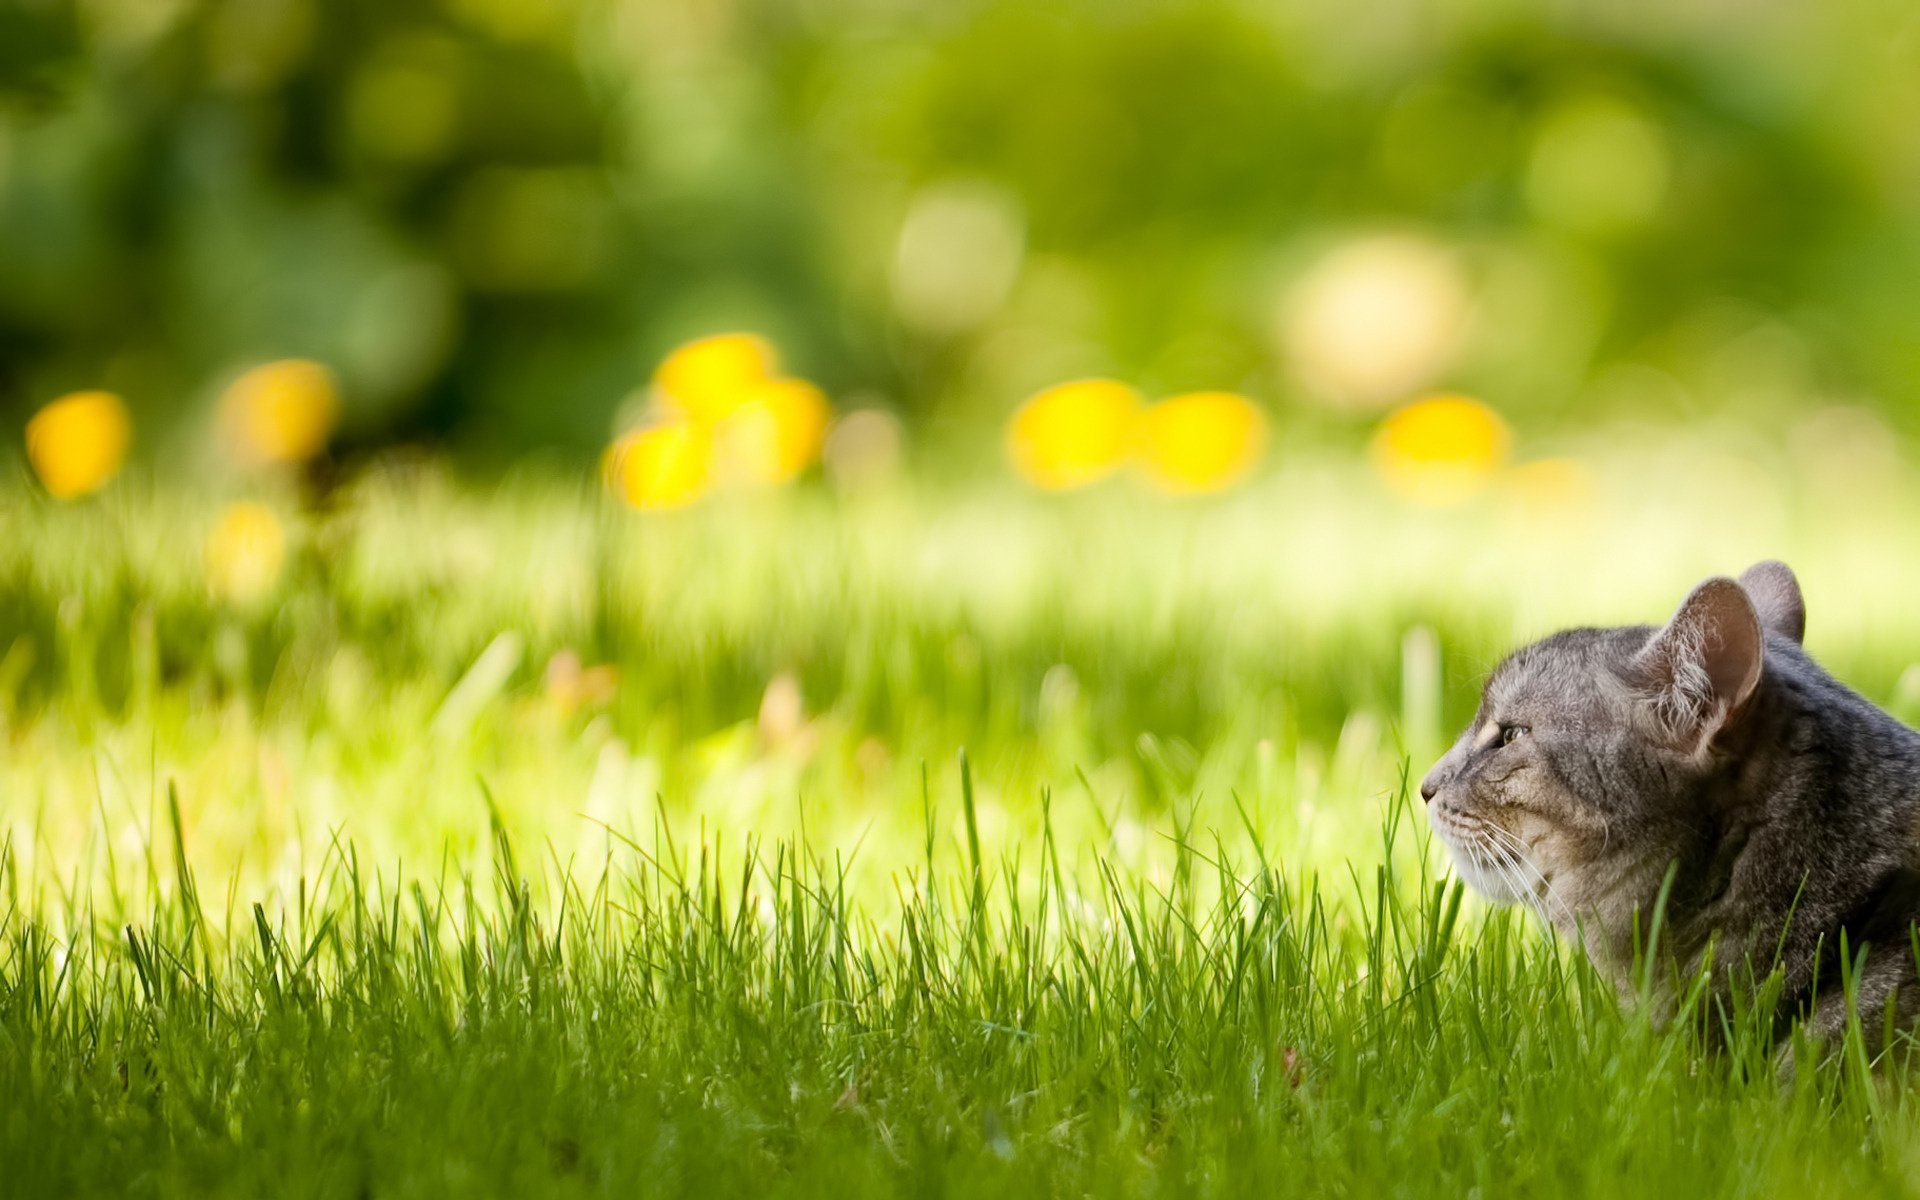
[[1499, 724, 1531, 746]]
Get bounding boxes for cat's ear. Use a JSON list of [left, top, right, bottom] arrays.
[[1737, 560, 1805, 644], [1633, 577, 1764, 750]]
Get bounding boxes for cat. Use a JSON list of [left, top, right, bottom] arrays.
[[1421, 562, 1920, 1054]]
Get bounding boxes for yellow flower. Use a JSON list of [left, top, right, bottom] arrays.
[[714, 377, 831, 486], [1371, 394, 1512, 506], [25, 391, 131, 500], [1138, 391, 1268, 495], [632, 334, 831, 496], [1006, 379, 1142, 490], [654, 333, 778, 424], [220, 360, 339, 467], [207, 502, 287, 604], [604, 419, 712, 511]]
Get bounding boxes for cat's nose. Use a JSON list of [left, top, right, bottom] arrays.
[[1420, 750, 1458, 804]]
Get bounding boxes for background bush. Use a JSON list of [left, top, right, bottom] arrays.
[[3, 0, 1915, 462]]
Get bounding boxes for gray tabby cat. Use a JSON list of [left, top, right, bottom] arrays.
[[1422, 562, 1920, 1048]]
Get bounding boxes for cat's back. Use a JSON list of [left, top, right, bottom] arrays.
[[1756, 634, 1920, 840]]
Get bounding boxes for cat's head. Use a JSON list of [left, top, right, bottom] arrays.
[[1420, 561, 1805, 927]]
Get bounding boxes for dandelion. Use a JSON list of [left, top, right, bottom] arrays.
[[25, 391, 131, 500], [713, 377, 831, 486], [1006, 379, 1142, 491], [623, 333, 833, 503], [1371, 394, 1512, 506], [220, 360, 339, 467], [654, 333, 778, 424], [604, 419, 712, 511], [207, 502, 287, 604], [1138, 391, 1267, 495]]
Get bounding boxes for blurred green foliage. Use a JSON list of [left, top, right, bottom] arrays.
[[2, 0, 1918, 458]]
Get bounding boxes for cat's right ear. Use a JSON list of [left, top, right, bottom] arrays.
[[1632, 577, 1764, 753], [1737, 560, 1805, 644]]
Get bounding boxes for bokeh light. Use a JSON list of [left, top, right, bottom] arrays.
[[1278, 236, 1471, 411], [890, 180, 1025, 336], [1525, 96, 1670, 234], [1006, 379, 1143, 491], [25, 391, 131, 500], [1137, 391, 1268, 495], [823, 409, 905, 489], [1370, 394, 1512, 506]]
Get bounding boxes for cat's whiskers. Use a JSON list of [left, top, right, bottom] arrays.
[[1483, 823, 1577, 931], [1480, 839, 1532, 913], [1483, 839, 1541, 920], [1486, 842, 1556, 934]]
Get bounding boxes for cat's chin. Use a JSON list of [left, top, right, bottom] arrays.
[[1438, 843, 1531, 906]]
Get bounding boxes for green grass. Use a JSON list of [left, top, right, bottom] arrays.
[[10, 460, 1920, 1196]]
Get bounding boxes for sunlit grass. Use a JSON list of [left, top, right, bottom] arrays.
[[8, 778, 1920, 1198], [6, 457, 1920, 1195]]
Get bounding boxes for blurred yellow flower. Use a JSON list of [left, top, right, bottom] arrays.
[[220, 360, 339, 467], [624, 334, 832, 503], [604, 420, 712, 511], [654, 333, 778, 424], [714, 377, 831, 486], [1371, 394, 1512, 506], [25, 391, 131, 500], [1006, 379, 1142, 490], [207, 502, 287, 604], [1138, 391, 1268, 495]]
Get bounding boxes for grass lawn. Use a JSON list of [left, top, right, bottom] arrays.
[[8, 459, 1920, 1196]]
